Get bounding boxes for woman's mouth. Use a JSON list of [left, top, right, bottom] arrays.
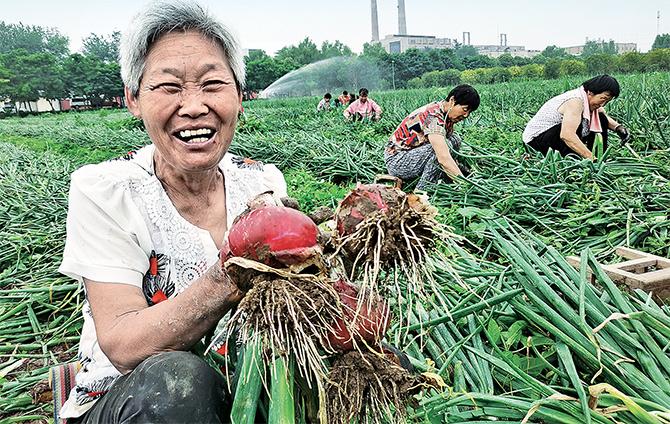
[[174, 128, 215, 144]]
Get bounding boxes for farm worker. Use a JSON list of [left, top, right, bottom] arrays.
[[385, 84, 480, 190], [57, 1, 287, 421], [338, 90, 351, 106], [317, 92, 332, 111], [523, 74, 631, 159], [343, 87, 382, 121]]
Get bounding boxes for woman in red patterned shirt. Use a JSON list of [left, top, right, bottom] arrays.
[[385, 84, 480, 190]]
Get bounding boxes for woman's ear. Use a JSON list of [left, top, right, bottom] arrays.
[[125, 86, 142, 119]]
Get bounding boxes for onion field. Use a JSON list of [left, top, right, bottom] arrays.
[[1, 73, 669, 423]]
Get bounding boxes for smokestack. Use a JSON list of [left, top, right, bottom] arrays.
[[371, 0, 379, 42], [397, 0, 407, 35]]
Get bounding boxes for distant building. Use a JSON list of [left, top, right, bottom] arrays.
[[474, 45, 540, 58], [379, 34, 539, 58], [12, 98, 62, 113], [380, 34, 458, 54], [563, 42, 637, 55]]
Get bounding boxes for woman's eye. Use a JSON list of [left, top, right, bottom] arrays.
[[203, 80, 225, 91], [158, 83, 181, 93]]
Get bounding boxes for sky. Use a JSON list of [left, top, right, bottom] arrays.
[[1, 0, 668, 54]]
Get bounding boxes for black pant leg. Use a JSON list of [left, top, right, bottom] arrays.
[[527, 123, 574, 156], [599, 112, 609, 150], [76, 351, 230, 424]]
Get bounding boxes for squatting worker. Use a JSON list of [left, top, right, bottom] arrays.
[[343, 87, 382, 121], [338, 90, 351, 106], [58, 1, 287, 422], [385, 84, 480, 190], [317, 92, 332, 111], [523, 74, 631, 159]]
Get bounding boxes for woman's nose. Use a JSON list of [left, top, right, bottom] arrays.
[[178, 90, 209, 117]]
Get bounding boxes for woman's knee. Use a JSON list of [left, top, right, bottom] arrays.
[[136, 351, 223, 402]]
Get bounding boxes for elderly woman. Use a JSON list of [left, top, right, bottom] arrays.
[[385, 84, 480, 190], [523, 74, 631, 159], [58, 1, 286, 422]]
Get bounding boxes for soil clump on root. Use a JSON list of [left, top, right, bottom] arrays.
[[326, 350, 427, 424]]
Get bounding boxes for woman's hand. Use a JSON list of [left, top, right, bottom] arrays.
[[615, 125, 631, 144]]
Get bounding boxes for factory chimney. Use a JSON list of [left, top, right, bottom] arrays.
[[371, 0, 380, 42], [397, 0, 407, 35]]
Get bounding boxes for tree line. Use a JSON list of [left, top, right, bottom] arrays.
[[1, 20, 669, 112], [247, 36, 670, 95], [0, 22, 122, 113]]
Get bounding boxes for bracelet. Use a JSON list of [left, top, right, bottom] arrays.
[[614, 124, 624, 132]]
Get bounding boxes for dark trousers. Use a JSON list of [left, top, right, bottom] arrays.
[[528, 112, 609, 157], [73, 351, 230, 424]]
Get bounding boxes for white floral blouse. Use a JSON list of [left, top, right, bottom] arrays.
[[58, 144, 287, 418]]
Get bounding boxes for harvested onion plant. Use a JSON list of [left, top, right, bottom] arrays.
[[331, 183, 459, 321], [207, 200, 434, 423], [325, 278, 438, 424], [208, 206, 343, 397]]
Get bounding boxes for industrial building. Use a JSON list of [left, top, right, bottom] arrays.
[[371, 1, 633, 59], [371, 0, 537, 58]]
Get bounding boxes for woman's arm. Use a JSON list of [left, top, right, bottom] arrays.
[[372, 100, 382, 120], [86, 264, 242, 374], [601, 110, 621, 130], [343, 102, 354, 119], [428, 133, 463, 178], [559, 98, 593, 159]]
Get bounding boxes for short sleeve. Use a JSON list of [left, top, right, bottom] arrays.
[[422, 113, 447, 138], [59, 167, 151, 287], [263, 164, 288, 198]]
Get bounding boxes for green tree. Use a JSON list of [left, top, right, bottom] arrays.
[[393, 48, 432, 87], [0, 49, 65, 110], [543, 58, 561, 79], [651, 33, 670, 50], [426, 48, 459, 70], [0, 22, 69, 57], [82, 31, 121, 62], [0, 61, 10, 100], [361, 42, 389, 60], [275, 37, 321, 67], [462, 54, 496, 70], [245, 56, 296, 91], [453, 45, 478, 60], [62, 53, 123, 106], [520, 63, 544, 79], [540, 45, 567, 59], [618, 51, 645, 73], [420, 69, 461, 87], [582, 40, 617, 58], [406, 76, 422, 89], [497, 53, 515, 67], [644, 48, 670, 71], [585, 53, 617, 74], [559, 59, 587, 76], [320, 40, 352, 59]]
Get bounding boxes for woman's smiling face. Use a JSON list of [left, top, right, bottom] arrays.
[[126, 30, 242, 174]]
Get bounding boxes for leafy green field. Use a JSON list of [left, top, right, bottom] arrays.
[[0, 73, 669, 422]]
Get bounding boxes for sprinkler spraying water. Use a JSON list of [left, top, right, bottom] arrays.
[[259, 56, 384, 99]]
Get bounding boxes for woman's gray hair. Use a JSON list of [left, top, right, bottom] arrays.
[[120, 0, 246, 96]]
